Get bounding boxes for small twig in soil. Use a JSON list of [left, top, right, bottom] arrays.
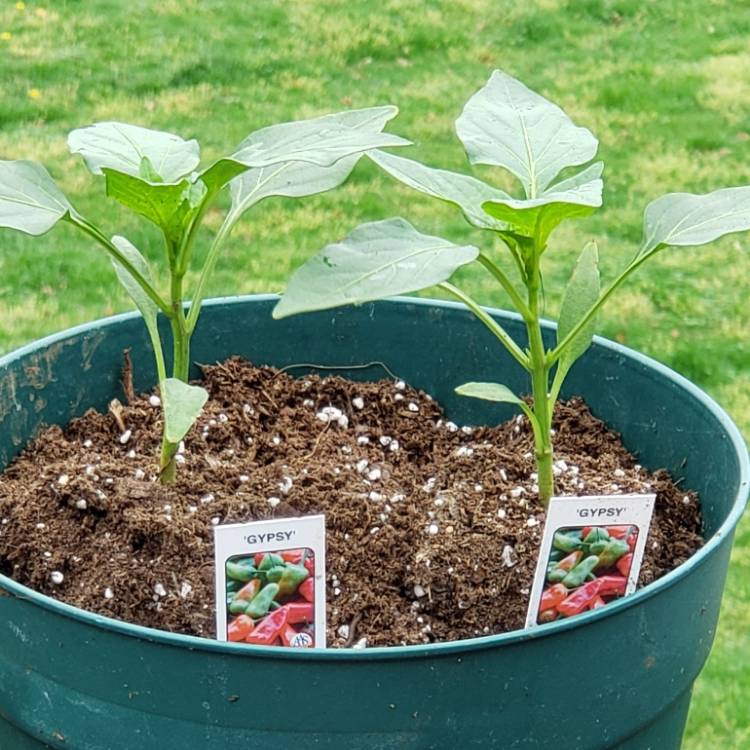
[[275, 360, 401, 381], [344, 612, 363, 647], [121, 349, 135, 405], [259, 388, 279, 410], [108, 399, 127, 432], [304, 422, 330, 460]]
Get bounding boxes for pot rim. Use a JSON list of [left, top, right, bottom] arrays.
[[0, 294, 747, 662]]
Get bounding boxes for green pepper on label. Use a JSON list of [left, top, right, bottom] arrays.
[[553, 531, 583, 553], [258, 553, 285, 572], [595, 538, 630, 569], [226, 560, 258, 582], [583, 527, 610, 545], [561, 555, 600, 588], [546, 550, 583, 583], [266, 563, 310, 599], [229, 598, 251, 615], [245, 583, 280, 618]]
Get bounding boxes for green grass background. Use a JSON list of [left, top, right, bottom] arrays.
[[1, 0, 749, 745]]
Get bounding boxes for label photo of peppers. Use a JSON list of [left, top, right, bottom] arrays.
[[214, 514, 327, 647], [225, 549, 316, 647], [537, 525, 637, 624], [525, 495, 655, 629]]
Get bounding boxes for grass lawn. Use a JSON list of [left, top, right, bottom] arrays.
[[1, 0, 749, 745]]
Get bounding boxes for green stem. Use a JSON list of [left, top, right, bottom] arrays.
[[69, 215, 172, 317], [147, 324, 167, 384], [176, 189, 219, 278], [547, 360, 568, 410], [477, 254, 533, 322], [526, 250, 554, 507], [159, 271, 190, 484], [547, 251, 653, 367], [186, 212, 236, 334], [439, 282, 530, 371]]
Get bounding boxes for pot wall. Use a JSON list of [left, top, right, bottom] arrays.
[[0, 296, 747, 749]]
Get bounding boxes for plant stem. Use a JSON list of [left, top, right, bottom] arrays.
[[547, 250, 654, 367], [439, 282, 530, 371], [159, 270, 190, 483], [477, 254, 533, 322], [69, 215, 172, 316], [526, 249, 554, 506], [186, 212, 235, 333]]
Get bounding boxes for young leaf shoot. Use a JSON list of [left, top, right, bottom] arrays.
[[275, 70, 750, 507], [0, 108, 408, 481]]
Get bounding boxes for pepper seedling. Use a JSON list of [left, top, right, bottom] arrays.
[[0, 109, 408, 481], [274, 69, 750, 507]]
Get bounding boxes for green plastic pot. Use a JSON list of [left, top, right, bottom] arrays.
[[0, 296, 747, 750]]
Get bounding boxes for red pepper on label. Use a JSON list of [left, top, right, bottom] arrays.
[[596, 575, 627, 597], [556, 579, 603, 617], [538, 608, 558, 624], [540, 583, 568, 612], [235, 579, 261, 601], [616, 552, 633, 577], [245, 607, 289, 645], [606, 525, 632, 539], [280, 549, 304, 564], [227, 615, 255, 642], [282, 601, 314, 624], [280, 624, 299, 647], [298, 577, 314, 602]]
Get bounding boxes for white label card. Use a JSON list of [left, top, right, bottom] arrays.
[[525, 494, 656, 629], [214, 514, 326, 648]]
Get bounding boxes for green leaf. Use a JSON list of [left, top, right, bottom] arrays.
[[368, 149, 510, 231], [68, 122, 200, 183], [273, 217, 479, 319], [202, 107, 409, 193], [230, 107, 399, 215], [161, 378, 209, 444], [482, 162, 603, 245], [556, 241, 600, 372], [455, 382, 522, 405], [641, 186, 750, 255], [110, 236, 159, 331], [0, 160, 73, 235], [455, 70, 598, 198], [103, 169, 193, 234]]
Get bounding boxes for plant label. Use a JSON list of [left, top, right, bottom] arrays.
[[214, 514, 326, 648], [525, 494, 655, 628]]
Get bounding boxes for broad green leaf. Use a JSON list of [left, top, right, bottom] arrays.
[[161, 378, 209, 444], [455, 381, 522, 405], [455, 70, 598, 198], [103, 169, 192, 234], [0, 160, 73, 235], [68, 122, 200, 183], [110, 236, 159, 331], [482, 162, 603, 245], [368, 149, 510, 231], [641, 186, 750, 255], [230, 107, 399, 215], [273, 217, 479, 319], [556, 241, 600, 373], [202, 107, 409, 193]]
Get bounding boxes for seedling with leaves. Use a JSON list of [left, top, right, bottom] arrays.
[[275, 70, 750, 507], [0, 108, 408, 481]]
